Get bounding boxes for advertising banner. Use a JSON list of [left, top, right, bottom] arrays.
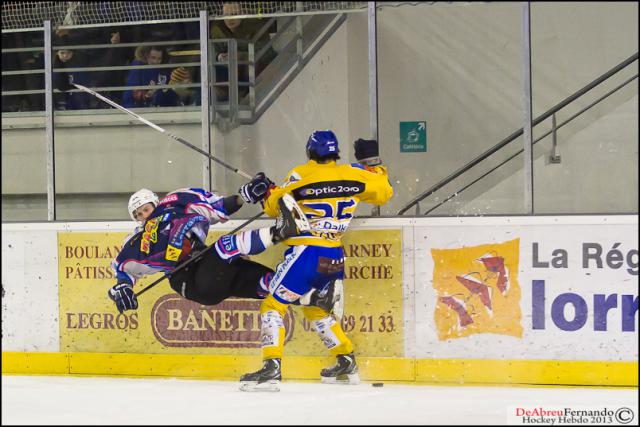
[[58, 228, 403, 357], [432, 238, 522, 340], [414, 221, 638, 361]]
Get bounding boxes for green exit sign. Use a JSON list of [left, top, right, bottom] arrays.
[[400, 121, 427, 152]]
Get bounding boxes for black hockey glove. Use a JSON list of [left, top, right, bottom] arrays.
[[239, 172, 274, 204], [108, 282, 138, 314], [57, 74, 74, 92], [354, 138, 382, 166]]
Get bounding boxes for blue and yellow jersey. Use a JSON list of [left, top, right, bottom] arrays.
[[263, 160, 393, 247]]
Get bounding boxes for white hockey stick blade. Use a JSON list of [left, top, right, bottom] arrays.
[[280, 193, 311, 233]]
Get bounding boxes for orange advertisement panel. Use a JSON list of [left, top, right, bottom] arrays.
[[431, 238, 522, 340], [58, 228, 403, 357]]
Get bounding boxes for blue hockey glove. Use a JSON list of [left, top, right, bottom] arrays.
[[108, 282, 138, 314], [239, 172, 274, 204], [354, 138, 381, 166]]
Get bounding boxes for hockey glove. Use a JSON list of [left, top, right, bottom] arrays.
[[108, 282, 138, 314], [57, 74, 74, 92], [239, 172, 274, 204], [354, 138, 382, 166]]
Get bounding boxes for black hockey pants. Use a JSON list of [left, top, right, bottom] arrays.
[[168, 246, 273, 305]]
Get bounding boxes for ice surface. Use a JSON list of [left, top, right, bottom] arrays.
[[2, 375, 637, 425]]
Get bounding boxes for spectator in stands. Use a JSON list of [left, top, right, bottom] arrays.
[[168, 66, 198, 106], [210, 2, 277, 101], [2, 33, 26, 112], [95, 27, 132, 105], [2, 32, 45, 112], [48, 27, 128, 108], [122, 45, 177, 108], [52, 34, 93, 110]]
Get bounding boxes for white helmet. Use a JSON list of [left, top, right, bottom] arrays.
[[128, 188, 159, 221]]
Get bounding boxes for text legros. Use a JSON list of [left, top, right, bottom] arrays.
[[66, 312, 138, 330]]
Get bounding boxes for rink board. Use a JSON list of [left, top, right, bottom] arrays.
[[2, 352, 637, 386], [2, 216, 638, 386]]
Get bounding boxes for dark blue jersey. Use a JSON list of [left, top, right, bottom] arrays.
[[112, 188, 231, 285]]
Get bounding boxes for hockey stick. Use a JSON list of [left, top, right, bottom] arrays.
[[134, 211, 264, 297], [71, 87, 267, 296], [71, 83, 252, 179]]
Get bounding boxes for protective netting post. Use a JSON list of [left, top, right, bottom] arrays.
[[44, 20, 56, 220], [200, 9, 212, 191]]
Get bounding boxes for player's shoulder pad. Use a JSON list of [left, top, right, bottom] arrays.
[[186, 188, 211, 197], [281, 169, 303, 188]]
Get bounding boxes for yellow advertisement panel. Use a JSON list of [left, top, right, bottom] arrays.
[[58, 228, 403, 357], [431, 238, 522, 340]]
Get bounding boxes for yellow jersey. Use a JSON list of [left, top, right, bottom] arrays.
[[263, 160, 393, 247]]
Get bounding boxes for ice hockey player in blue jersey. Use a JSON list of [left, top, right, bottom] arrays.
[[108, 184, 320, 314]]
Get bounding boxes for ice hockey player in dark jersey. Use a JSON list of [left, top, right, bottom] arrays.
[[108, 184, 325, 314]]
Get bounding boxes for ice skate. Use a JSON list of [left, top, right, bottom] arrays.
[[299, 279, 344, 318], [239, 358, 282, 392], [320, 352, 360, 385], [272, 193, 310, 243]]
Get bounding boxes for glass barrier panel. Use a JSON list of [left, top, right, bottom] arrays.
[[2, 30, 47, 220], [206, 12, 354, 219], [377, 2, 526, 216], [1, 115, 48, 220], [531, 2, 639, 214], [51, 24, 205, 221]]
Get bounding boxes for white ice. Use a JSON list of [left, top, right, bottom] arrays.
[[1, 375, 637, 425]]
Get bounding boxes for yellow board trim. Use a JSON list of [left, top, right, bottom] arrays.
[[2, 352, 637, 387]]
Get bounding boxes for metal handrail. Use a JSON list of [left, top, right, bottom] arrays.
[[2, 69, 44, 76], [255, 16, 296, 62], [51, 62, 200, 73], [254, 13, 346, 118], [397, 52, 639, 215], [251, 17, 277, 44], [422, 73, 638, 216], [2, 62, 201, 76], [1, 39, 201, 53]]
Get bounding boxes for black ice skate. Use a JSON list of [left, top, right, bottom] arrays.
[[271, 193, 310, 243], [239, 358, 282, 392], [299, 279, 344, 318], [320, 352, 360, 385]]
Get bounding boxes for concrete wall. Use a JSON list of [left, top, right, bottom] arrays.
[[2, 2, 638, 220]]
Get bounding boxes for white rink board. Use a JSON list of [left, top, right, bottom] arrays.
[[1, 230, 59, 352], [2, 216, 638, 362], [413, 218, 638, 361]]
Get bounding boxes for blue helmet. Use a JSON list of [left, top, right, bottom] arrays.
[[306, 130, 340, 160]]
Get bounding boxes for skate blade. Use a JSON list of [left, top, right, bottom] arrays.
[[321, 372, 360, 385], [239, 380, 281, 392]]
